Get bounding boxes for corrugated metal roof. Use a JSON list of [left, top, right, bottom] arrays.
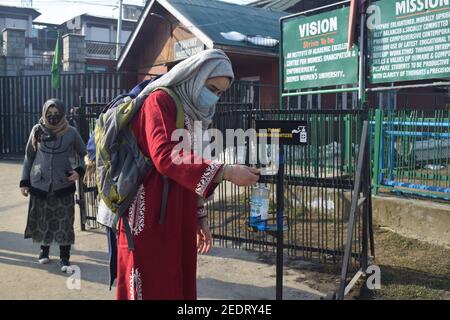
[[248, 0, 304, 11], [248, 0, 341, 12], [276, 0, 305, 11], [118, 0, 288, 70], [167, 0, 286, 52]]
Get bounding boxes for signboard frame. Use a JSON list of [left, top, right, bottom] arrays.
[[173, 37, 205, 61], [281, 6, 360, 91], [368, 0, 450, 84], [255, 120, 308, 146], [279, 0, 360, 99]]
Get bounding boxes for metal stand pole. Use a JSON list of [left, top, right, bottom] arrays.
[[76, 95, 86, 231], [338, 121, 369, 299], [276, 144, 284, 300], [358, 12, 367, 105]]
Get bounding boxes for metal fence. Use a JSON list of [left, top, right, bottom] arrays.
[[74, 91, 370, 272], [70, 80, 282, 229], [73, 100, 106, 229], [0, 72, 136, 155], [25, 55, 54, 72], [206, 104, 368, 269], [71, 95, 372, 301], [0, 72, 370, 272], [0, 75, 282, 157], [85, 41, 125, 60], [372, 109, 450, 201], [221, 81, 279, 109]]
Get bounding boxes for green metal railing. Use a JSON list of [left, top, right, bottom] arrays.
[[371, 109, 450, 201]]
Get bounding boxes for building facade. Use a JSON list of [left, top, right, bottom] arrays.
[[0, 4, 142, 75], [118, 0, 284, 108]]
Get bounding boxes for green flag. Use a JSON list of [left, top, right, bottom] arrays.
[[51, 32, 61, 89]]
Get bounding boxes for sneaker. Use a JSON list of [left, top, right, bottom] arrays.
[[59, 259, 73, 273], [38, 251, 50, 264]]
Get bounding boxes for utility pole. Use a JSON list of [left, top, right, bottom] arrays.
[[116, 0, 123, 60]]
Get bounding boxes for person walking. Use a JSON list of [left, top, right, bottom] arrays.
[[20, 98, 87, 273], [116, 49, 260, 300]]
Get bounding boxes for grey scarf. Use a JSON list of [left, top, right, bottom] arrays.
[[139, 49, 234, 129]]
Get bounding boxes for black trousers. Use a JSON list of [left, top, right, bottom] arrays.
[[40, 245, 71, 260]]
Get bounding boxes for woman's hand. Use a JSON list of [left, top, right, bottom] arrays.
[[224, 165, 260, 186], [197, 218, 212, 255], [67, 171, 80, 182], [20, 187, 29, 197]]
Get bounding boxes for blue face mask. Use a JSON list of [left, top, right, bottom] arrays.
[[198, 86, 220, 108]]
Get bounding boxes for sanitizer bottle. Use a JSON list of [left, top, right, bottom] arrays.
[[249, 183, 270, 230]]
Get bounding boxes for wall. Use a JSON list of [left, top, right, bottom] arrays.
[[228, 53, 279, 108], [2, 28, 26, 76], [62, 33, 85, 73], [136, 18, 199, 79], [0, 16, 28, 36], [0, 56, 5, 75], [0, 12, 34, 63], [372, 195, 450, 248]]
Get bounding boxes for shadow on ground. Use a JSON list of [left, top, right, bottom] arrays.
[[197, 277, 319, 300], [0, 231, 111, 286]]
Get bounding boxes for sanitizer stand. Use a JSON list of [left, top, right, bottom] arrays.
[[275, 143, 285, 300], [250, 119, 307, 300]]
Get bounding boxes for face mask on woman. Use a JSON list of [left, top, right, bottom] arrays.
[[47, 113, 63, 126], [198, 86, 220, 108]]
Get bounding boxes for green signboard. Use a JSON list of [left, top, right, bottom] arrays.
[[282, 7, 359, 91], [369, 0, 450, 84]]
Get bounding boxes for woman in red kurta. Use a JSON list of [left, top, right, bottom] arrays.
[[116, 49, 260, 300]]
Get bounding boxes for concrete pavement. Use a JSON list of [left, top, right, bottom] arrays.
[[0, 160, 329, 300]]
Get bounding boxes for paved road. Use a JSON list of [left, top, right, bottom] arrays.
[[0, 160, 326, 300]]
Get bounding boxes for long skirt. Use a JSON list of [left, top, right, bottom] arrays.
[[24, 193, 75, 246]]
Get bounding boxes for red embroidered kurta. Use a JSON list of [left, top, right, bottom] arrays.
[[116, 90, 223, 300]]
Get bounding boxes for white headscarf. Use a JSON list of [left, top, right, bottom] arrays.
[[139, 49, 234, 129]]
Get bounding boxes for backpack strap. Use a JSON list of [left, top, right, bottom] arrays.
[[151, 87, 185, 225], [121, 215, 135, 251], [117, 88, 185, 251], [111, 178, 143, 251], [152, 87, 185, 129], [159, 176, 169, 224]]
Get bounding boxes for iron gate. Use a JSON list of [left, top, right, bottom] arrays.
[[73, 98, 106, 230]]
